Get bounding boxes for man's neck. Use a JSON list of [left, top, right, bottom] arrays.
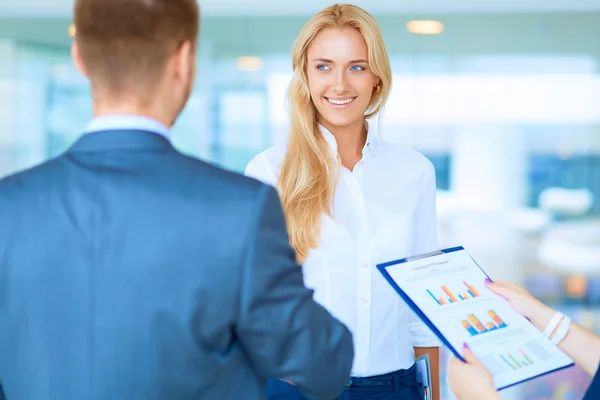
[[93, 102, 173, 129]]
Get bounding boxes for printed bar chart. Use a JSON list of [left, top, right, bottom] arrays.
[[461, 320, 479, 336], [428, 281, 481, 306], [465, 281, 480, 297], [442, 285, 459, 303], [488, 310, 508, 328], [462, 310, 508, 336], [500, 349, 535, 370], [467, 314, 488, 332], [520, 349, 535, 365]]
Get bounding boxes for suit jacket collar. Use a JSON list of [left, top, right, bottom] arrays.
[[68, 129, 174, 153]]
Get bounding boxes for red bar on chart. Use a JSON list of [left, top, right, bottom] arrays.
[[464, 281, 480, 297], [488, 310, 507, 328], [442, 285, 459, 303], [467, 314, 487, 332]]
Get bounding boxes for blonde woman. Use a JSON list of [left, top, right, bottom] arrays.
[[246, 4, 441, 400]]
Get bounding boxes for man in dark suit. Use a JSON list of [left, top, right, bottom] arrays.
[[0, 0, 353, 399]]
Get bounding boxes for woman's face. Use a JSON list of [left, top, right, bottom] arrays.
[[306, 27, 380, 131]]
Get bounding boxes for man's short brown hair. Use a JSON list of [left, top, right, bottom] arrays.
[[74, 0, 199, 92]]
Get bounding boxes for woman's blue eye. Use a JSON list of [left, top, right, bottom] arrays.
[[351, 65, 364, 71], [317, 64, 331, 71]]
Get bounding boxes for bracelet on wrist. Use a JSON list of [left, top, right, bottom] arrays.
[[543, 311, 564, 338]]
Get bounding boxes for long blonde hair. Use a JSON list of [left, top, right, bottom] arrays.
[[278, 3, 392, 262]]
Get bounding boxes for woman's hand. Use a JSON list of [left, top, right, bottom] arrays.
[[485, 279, 556, 331], [448, 344, 500, 400]]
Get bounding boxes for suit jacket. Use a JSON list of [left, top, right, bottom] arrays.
[[0, 129, 354, 400]]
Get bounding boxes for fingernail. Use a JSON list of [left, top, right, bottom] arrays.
[[463, 342, 470, 349], [485, 278, 493, 284]]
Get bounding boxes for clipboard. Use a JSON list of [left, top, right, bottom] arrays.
[[377, 246, 574, 391]]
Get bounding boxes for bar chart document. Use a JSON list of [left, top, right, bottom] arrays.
[[377, 246, 574, 390]]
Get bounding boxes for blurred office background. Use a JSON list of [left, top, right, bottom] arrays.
[[2, 0, 600, 398]]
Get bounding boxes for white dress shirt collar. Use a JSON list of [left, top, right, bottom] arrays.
[[85, 115, 170, 139], [318, 120, 377, 161]]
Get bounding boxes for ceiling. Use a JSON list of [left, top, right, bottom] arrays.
[[2, 0, 600, 18]]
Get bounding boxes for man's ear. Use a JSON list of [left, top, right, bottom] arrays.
[[71, 41, 89, 78], [174, 40, 193, 84]]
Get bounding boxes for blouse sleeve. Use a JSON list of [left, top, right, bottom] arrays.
[[413, 159, 438, 255], [409, 159, 442, 347], [245, 153, 278, 187]]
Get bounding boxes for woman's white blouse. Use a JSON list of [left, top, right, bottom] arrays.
[[245, 126, 441, 377]]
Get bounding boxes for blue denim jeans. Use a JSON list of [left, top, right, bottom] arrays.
[[267, 364, 423, 400]]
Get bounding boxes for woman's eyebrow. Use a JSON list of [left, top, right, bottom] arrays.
[[311, 58, 369, 63]]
